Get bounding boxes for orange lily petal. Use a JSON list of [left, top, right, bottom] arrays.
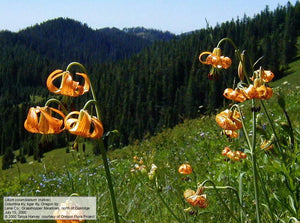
[[46, 70, 65, 93], [244, 84, 259, 99], [24, 107, 40, 133], [199, 51, 215, 65], [47, 70, 90, 97], [65, 110, 104, 139], [223, 88, 247, 102], [38, 107, 65, 134], [24, 106, 65, 134], [215, 109, 242, 131]]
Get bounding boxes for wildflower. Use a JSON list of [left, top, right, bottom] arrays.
[[221, 147, 247, 161], [64, 109, 104, 139], [215, 109, 242, 131], [251, 69, 274, 83], [223, 88, 247, 103], [260, 139, 273, 151], [24, 106, 65, 134], [199, 48, 232, 69], [222, 130, 239, 138], [148, 164, 158, 180], [243, 84, 259, 99], [221, 147, 231, 156], [199, 48, 232, 80], [184, 187, 208, 208], [256, 85, 273, 99], [47, 70, 90, 97], [178, 163, 193, 174]]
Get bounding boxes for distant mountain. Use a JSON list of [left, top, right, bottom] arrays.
[[123, 27, 175, 42], [11, 18, 154, 64]]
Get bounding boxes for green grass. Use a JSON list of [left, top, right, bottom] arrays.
[[1, 59, 300, 222]]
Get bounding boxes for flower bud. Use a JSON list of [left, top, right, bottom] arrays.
[[238, 51, 245, 81]]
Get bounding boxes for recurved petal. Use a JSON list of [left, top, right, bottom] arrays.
[[38, 107, 65, 134], [46, 70, 65, 93], [24, 107, 40, 133], [65, 110, 94, 137], [199, 51, 214, 64], [89, 117, 104, 139], [76, 72, 90, 93]]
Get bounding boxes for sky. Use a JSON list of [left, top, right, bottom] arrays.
[[0, 0, 298, 34]]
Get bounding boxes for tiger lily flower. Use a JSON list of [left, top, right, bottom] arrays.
[[178, 163, 193, 174], [251, 69, 274, 83], [65, 110, 104, 139], [184, 187, 208, 208], [215, 109, 242, 131], [199, 48, 232, 69], [222, 130, 239, 138], [223, 88, 247, 102], [24, 106, 65, 134], [47, 70, 90, 97]]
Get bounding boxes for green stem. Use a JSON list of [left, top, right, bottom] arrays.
[[232, 104, 252, 149], [44, 98, 68, 114], [251, 99, 261, 223], [216, 38, 251, 84], [67, 62, 119, 222], [99, 138, 120, 223], [259, 100, 283, 154], [202, 180, 240, 222]]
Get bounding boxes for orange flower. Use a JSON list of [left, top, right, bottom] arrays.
[[24, 106, 65, 134], [47, 70, 90, 97], [222, 130, 239, 138], [251, 69, 274, 83], [221, 147, 231, 156], [199, 48, 232, 69], [260, 139, 273, 151], [178, 163, 193, 174], [215, 109, 242, 131], [261, 70, 274, 82], [256, 85, 273, 99], [223, 88, 247, 103], [65, 110, 104, 139], [184, 188, 208, 208], [243, 84, 259, 99]]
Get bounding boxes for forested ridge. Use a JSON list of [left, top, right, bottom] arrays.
[[0, 2, 299, 165]]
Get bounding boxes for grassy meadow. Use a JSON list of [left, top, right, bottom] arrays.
[[1, 58, 300, 222]]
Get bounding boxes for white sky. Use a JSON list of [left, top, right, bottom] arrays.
[[0, 0, 297, 34]]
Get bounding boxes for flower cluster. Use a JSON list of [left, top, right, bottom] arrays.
[[221, 147, 247, 161], [130, 155, 157, 180], [24, 64, 104, 139], [223, 69, 274, 102], [184, 185, 208, 208]]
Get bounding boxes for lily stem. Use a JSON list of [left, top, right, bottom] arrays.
[[67, 62, 119, 222], [251, 99, 261, 223]]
